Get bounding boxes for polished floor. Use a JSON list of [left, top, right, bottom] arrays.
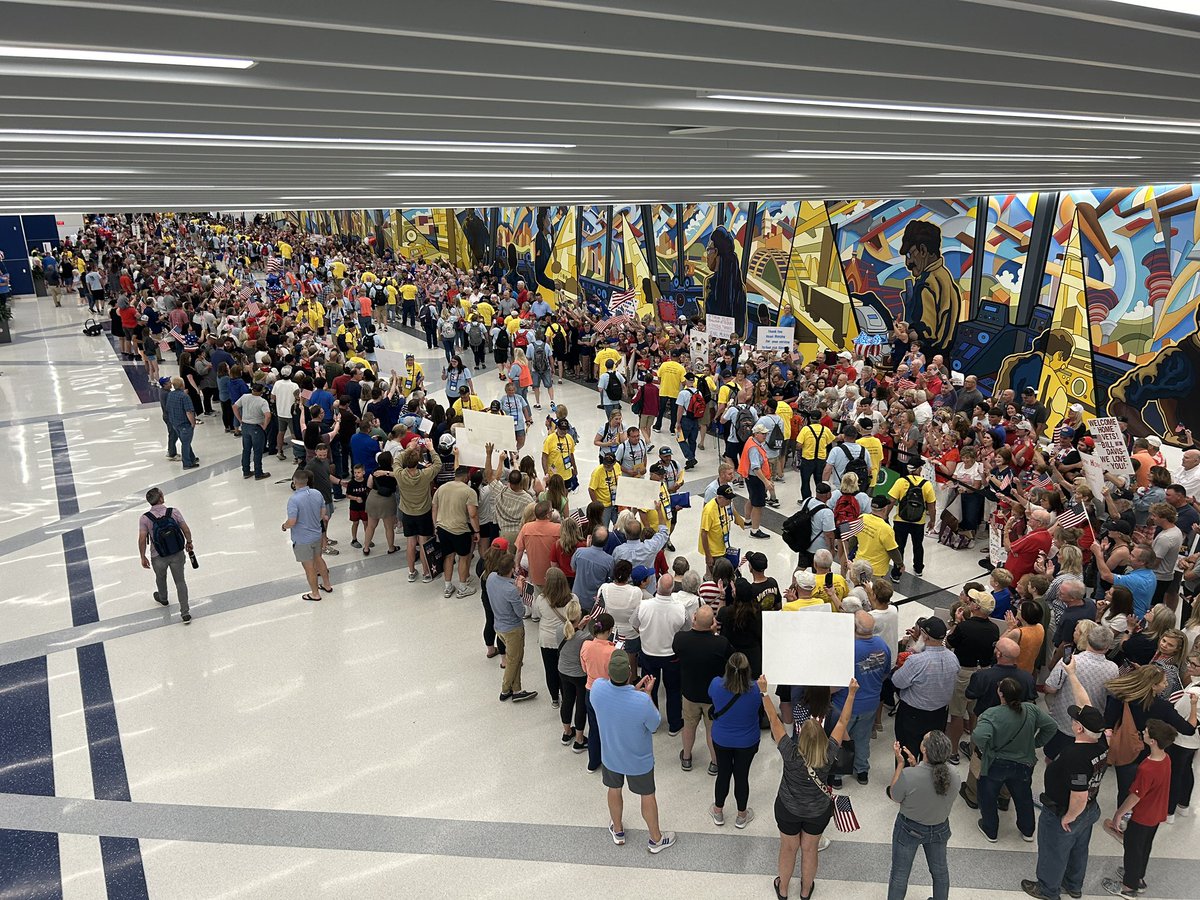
[[0, 294, 1195, 899]]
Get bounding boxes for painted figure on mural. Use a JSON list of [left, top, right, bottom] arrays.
[[1108, 303, 1200, 447], [997, 328, 1090, 438], [462, 210, 489, 268], [705, 226, 747, 334], [534, 208, 558, 305], [900, 220, 960, 357]]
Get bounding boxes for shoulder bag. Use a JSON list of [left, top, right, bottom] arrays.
[[794, 743, 861, 833]]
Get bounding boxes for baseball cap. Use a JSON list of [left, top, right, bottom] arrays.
[[600, 451, 616, 463], [1147, 435, 1162, 449], [684, 372, 695, 381], [815, 481, 832, 495], [1059, 426, 1076, 438], [745, 551, 768, 572], [157, 376, 171, 387], [1069, 403, 1084, 413], [918, 616, 948, 640], [1068, 704, 1105, 733], [794, 569, 816, 590], [405, 352, 415, 358], [1021, 386, 1037, 396], [458, 385, 470, 394], [630, 565, 654, 584], [491, 537, 510, 552], [659, 446, 672, 455], [838, 350, 852, 359], [489, 400, 502, 411], [281, 366, 292, 377], [967, 588, 996, 614], [716, 484, 735, 500], [608, 650, 632, 684], [438, 433, 456, 451], [556, 418, 570, 430], [1016, 420, 1032, 431]]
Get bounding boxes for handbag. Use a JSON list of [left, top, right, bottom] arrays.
[[796, 745, 861, 833], [707, 692, 741, 721], [1108, 701, 1143, 767], [670, 491, 691, 510]]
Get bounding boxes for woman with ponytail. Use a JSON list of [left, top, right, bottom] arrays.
[[886, 730, 960, 900], [555, 599, 590, 752], [973, 677, 1058, 842]]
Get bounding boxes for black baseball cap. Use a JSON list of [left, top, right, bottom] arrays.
[[917, 617, 948, 640], [716, 484, 735, 500], [1069, 704, 1105, 733]]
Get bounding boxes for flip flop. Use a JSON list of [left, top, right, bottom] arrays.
[[319, 585, 333, 593], [774, 877, 788, 900], [302, 594, 321, 602]]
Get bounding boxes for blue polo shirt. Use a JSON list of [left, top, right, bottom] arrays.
[[590, 679, 660, 776], [1114, 567, 1157, 619]]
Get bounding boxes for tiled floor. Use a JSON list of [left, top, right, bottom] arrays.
[[0, 293, 1195, 899]]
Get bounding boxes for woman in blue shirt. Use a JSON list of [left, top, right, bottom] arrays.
[[708, 652, 763, 829]]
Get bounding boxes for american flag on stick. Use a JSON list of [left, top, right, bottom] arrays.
[[1031, 471, 1056, 491], [238, 284, 257, 301], [266, 256, 283, 274], [833, 794, 860, 832], [838, 518, 864, 540], [1057, 503, 1090, 530], [167, 327, 186, 344], [595, 314, 631, 334], [610, 286, 637, 319]]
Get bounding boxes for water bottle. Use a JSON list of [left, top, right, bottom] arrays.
[[188, 548, 199, 569]]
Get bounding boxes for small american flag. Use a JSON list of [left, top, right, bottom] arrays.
[[995, 473, 1013, 493], [610, 286, 637, 318], [238, 284, 256, 301], [167, 327, 186, 344], [595, 314, 631, 334], [839, 518, 864, 540], [833, 794, 860, 833], [895, 376, 917, 393], [247, 301, 261, 317], [1031, 472, 1055, 491], [266, 256, 283, 274], [1057, 503, 1090, 529]]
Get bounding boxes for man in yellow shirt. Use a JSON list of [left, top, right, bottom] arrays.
[[330, 258, 347, 280], [278, 240, 293, 261], [475, 297, 495, 326], [588, 452, 621, 523], [451, 385, 486, 417], [856, 420, 884, 489], [384, 280, 398, 328], [655, 351, 687, 433], [594, 345, 621, 381], [644, 464, 675, 533], [505, 313, 522, 336], [399, 353, 424, 395], [886, 460, 938, 576], [810, 549, 849, 607], [797, 415, 836, 499], [696, 367, 718, 450], [399, 281, 419, 328], [698, 485, 745, 575], [853, 496, 905, 581], [782, 569, 828, 611], [541, 418, 578, 488]]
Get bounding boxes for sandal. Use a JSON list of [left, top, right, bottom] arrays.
[[319, 585, 333, 593], [301, 594, 321, 602], [774, 877, 788, 900], [387, 547, 400, 554]]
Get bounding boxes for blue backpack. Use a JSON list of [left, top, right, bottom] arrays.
[[147, 509, 186, 557]]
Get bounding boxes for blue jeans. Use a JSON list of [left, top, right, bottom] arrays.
[[1034, 800, 1101, 899], [174, 422, 197, 466], [679, 416, 699, 463], [166, 421, 178, 456], [846, 709, 878, 774], [639, 653, 683, 733], [887, 814, 950, 900], [441, 337, 456, 362], [978, 757, 1035, 839], [241, 423, 266, 476]]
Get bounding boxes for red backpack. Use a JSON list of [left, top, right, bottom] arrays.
[[834, 493, 860, 527], [686, 389, 706, 419]]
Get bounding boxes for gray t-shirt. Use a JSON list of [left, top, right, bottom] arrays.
[[555, 627, 591, 678], [891, 762, 962, 825], [1153, 526, 1183, 580], [776, 735, 838, 820], [235, 393, 271, 426]]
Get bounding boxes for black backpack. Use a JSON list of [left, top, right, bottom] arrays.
[[147, 509, 186, 557], [782, 499, 820, 552], [897, 476, 927, 523], [766, 418, 785, 452], [604, 372, 623, 402], [734, 406, 756, 445], [838, 442, 872, 489], [362, 332, 376, 354]]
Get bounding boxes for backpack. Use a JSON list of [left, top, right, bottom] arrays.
[[514, 331, 529, 349], [697, 377, 713, 402], [686, 388, 706, 420], [834, 493, 861, 527], [362, 332, 375, 354], [897, 476, 927, 523], [631, 383, 644, 415], [146, 509, 186, 557], [532, 342, 550, 373], [440, 318, 456, 339], [734, 406, 755, 444], [766, 418, 785, 452], [782, 500, 820, 552], [495, 328, 510, 351], [605, 372, 624, 402], [468, 322, 485, 348], [838, 442, 872, 489]]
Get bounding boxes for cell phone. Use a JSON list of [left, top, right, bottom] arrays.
[[1062, 645, 1074, 662], [613, 639, 626, 650]]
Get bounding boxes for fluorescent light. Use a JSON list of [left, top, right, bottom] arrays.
[[757, 151, 1139, 161], [0, 45, 253, 69], [0, 166, 143, 174], [0, 129, 573, 151], [0, 196, 105, 202], [390, 172, 809, 180], [1100, 1, 1200, 15]]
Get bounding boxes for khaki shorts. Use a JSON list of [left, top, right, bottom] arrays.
[[682, 697, 708, 728], [949, 665, 978, 718]]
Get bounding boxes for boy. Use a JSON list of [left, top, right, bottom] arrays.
[[345, 464, 371, 549], [1102, 719, 1177, 899], [989, 567, 1014, 620]]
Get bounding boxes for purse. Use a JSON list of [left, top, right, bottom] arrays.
[[831, 740, 856, 776], [1108, 701, 1143, 767]]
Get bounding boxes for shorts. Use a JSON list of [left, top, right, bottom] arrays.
[[601, 765, 655, 796], [292, 540, 322, 563], [949, 666, 978, 718], [565, 475, 579, 492], [774, 796, 833, 836], [746, 474, 768, 509], [682, 697, 708, 728], [532, 369, 554, 388], [278, 418, 291, 437], [324, 501, 335, 520], [402, 510, 434, 538], [348, 508, 367, 523], [436, 526, 473, 558], [479, 521, 500, 540]]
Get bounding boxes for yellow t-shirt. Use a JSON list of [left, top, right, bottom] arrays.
[[330, 260, 347, 279], [887, 475, 938, 526], [452, 395, 486, 417], [797, 423, 835, 461], [698, 497, 734, 556], [776, 401, 794, 438], [811, 573, 848, 606], [476, 300, 495, 323], [385, 283, 398, 305], [782, 596, 829, 612], [588, 464, 620, 506], [361, 271, 377, 283], [546, 322, 567, 346], [645, 480, 673, 531], [855, 514, 898, 577], [336, 324, 357, 352], [658, 360, 686, 399], [595, 348, 621, 374], [400, 283, 418, 301], [857, 436, 884, 483], [505, 314, 522, 335], [543, 432, 576, 480], [278, 241, 293, 260], [400, 362, 424, 394]]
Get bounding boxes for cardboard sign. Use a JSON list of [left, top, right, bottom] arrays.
[[615, 475, 664, 512], [689, 329, 710, 364], [462, 407, 518, 452], [760, 610, 854, 687], [1089, 416, 1133, 477], [1079, 451, 1107, 500], [989, 523, 1008, 567], [706, 314, 735, 339], [756, 326, 793, 352]]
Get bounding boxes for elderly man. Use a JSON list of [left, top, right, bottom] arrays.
[[891, 616, 959, 759], [794, 481, 837, 570], [1173, 448, 1200, 501], [955, 374, 985, 414], [1041, 626, 1117, 761], [164, 375, 199, 468], [629, 574, 689, 737], [572, 527, 615, 612], [983, 507, 1055, 578], [672, 605, 731, 773], [835, 611, 892, 784], [1050, 580, 1094, 650], [613, 505, 671, 593]]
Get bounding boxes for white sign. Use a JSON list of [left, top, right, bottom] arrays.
[[453, 436, 488, 469], [1089, 416, 1134, 477], [706, 314, 735, 340], [614, 476, 665, 512], [1079, 451, 1107, 500], [462, 407, 518, 452], [689, 329, 710, 364], [761, 610, 854, 687], [756, 326, 793, 352], [989, 523, 1008, 567]]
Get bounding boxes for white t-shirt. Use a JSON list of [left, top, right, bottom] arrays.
[[870, 605, 900, 653], [271, 378, 299, 413]]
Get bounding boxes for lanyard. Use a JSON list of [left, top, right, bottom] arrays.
[[717, 504, 731, 545], [604, 467, 617, 498], [557, 438, 573, 469]]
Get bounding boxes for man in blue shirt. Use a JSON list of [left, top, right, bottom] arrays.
[[349, 421, 380, 476], [282, 468, 331, 602], [164, 375, 199, 468], [612, 508, 670, 593], [1093, 544, 1156, 619], [590, 651, 677, 854], [572, 527, 615, 611], [831, 612, 892, 784]]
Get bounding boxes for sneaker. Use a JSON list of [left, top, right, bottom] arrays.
[[499, 691, 513, 701], [734, 808, 754, 829], [560, 731, 573, 746], [351, 540, 362, 549], [165, 454, 179, 461], [856, 772, 869, 786], [443, 582, 456, 598], [749, 530, 770, 540], [647, 831, 676, 854], [1063, 890, 1083, 899], [456, 583, 477, 598], [976, 819, 997, 843], [890, 571, 903, 583], [959, 784, 979, 809], [1115, 868, 1146, 891], [711, 806, 725, 826], [551, 699, 560, 709], [666, 542, 676, 552], [1020, 880, 1054, 899], [947, 754, 961, 766], [1178, 804, 1190, 817], [668, 727, 681, 737], [708, 762, 718, 776], [679, 750, 692, 771], [959, 740, 973, 757], [154, 592, 168, 606], [422, 573, 433, 583], [817, 835, 830, 852], [181, 613, 192, 624], [511, 690, 538, 702], [572, 737, 588, 753], [255, 473, 272, 480], [407, 570, 417, 582], [1102, 878, 1138, 899], [913, 567, 924, 576], [1166, 813, 1176, 824], [1021, 831, 1035, 842], [609, 822, 625, 846], [830, 775, 843, 789]]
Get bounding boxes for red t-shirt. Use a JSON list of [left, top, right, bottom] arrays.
[[1007, 528, 1054, 581], [1129, 754, 1171, 826]]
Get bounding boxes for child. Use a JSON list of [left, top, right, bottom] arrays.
[[1103, 719, 1177, 899], [345, 464, 371, 549], [989, 566, 1015, 620]]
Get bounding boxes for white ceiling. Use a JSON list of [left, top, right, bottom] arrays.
[[2, 0, 1200, 211]]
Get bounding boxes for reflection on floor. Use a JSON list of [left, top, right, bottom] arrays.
[[0, 295, 1194, 899]]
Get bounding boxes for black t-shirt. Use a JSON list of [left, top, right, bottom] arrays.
[[948, 616, 1000, 668], [966, 664, 1036, 716], [738, 576, 782, 611], [672, 631, 732, 703], [1043, 737, 1108, 812], [345, 476, 370, 512]]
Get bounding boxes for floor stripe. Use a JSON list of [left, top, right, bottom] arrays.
[[0, 657, 61, 899], [101, 334, 157, 404], [0, 403, 158, 431]]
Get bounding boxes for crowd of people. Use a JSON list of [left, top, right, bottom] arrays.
[[39, 210, 1198, 900]]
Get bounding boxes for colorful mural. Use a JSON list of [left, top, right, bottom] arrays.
[[579, 205, 608, 283]]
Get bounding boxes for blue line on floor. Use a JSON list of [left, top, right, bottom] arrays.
[[101, 330, 158, 404], [0, 657, 61, 899]]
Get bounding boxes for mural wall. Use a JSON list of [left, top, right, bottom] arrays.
[[276, 187, 1200, 447]]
